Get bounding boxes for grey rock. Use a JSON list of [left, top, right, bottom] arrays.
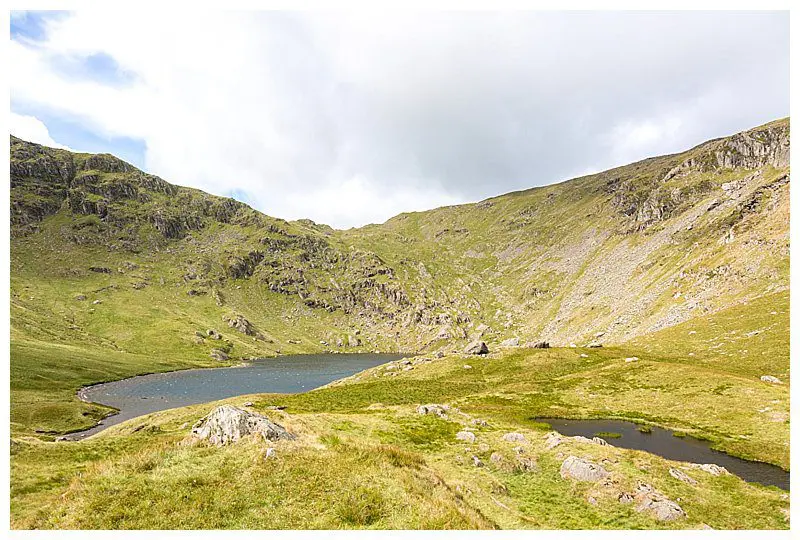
[[502, 432, 527, 443], [525, 341, 550, 349], [760, 375, 782, 384], [634, 485, 686, 522], [586, 341, 603, 348], [74, 294, 87, 301], [516, 456, 537, 472], [499, 337, 520, 347], [545, 432, 563, 449], [224, 313, 257, 336], [464, 340, 489, 355], [618, 492, 634, 504], [210, 349, 229, 361], [417, 404, 450, 418], [690, 463, 728, 476], [436, 326, 452, 340], [669, 468, 697, 486], [456, 431, 476, 443], [191, 405, 295, 446], [490, 452, 504, 464], [472, 455, 484, 467], [560, 456, 609, 482]]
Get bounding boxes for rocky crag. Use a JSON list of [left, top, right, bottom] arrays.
[[10, 118, 789, 358]]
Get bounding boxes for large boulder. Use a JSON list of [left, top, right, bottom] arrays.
[[191, 405, 295, 446], [559, 456, 609, 482], [464, 340, 489, 355]]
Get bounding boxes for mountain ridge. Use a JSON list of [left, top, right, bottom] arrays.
[[9, 117, 790, 437]]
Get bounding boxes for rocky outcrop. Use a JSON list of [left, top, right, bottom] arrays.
[[690, 463, 728, 476], [223, 313, 260, 337], [559, 456, 609, 482], [417, 404, 451, 418], [669, 468, 697, 486], [210, 349, 229, 361], [633, 483, 686, 522], [464, 341, 488, 355], [525, 341, 550, 349], [191, 405, 295, 446]]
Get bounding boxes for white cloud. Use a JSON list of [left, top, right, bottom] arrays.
[[9, 11, 789, 228], [9, 112, 72, 150]]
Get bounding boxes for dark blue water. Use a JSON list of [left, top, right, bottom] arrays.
[[67, 353, 405, 440], [537, 417, 789, 491]]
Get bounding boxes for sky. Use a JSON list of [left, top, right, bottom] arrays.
[[9, 10, 789, 229]]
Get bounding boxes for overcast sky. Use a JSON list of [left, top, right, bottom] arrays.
[[10, 11, 789, 228]]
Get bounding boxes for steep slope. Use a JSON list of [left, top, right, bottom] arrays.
[[344, 118, 789, 345], [9, 118, 790, 438]]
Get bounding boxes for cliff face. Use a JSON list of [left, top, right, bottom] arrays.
[[9, 118, 790, 354]]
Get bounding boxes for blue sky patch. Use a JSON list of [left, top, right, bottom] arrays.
[[12, 101, 147, 170], [10, 10, 69, 42], [48, 51, 138, 88], [225, 188, 255, 206]]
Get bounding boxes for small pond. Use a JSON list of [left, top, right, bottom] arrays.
[[536, 417, 789, 490], [67, 353, 406, 441]]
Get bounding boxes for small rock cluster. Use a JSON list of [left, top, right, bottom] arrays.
[[417, 404, 452, 418], [545, 431, 608, 449]]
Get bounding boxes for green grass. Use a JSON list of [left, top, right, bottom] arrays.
[[594, 432, 622, 439], [8, 120, 791, 529]]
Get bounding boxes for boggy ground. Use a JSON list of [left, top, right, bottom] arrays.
[[10, 293, 790, 530]]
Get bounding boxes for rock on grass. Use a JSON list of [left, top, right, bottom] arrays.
[[559, 456, 609, 482], [456, 431, 476, 443], [464, 340, 489, 355], [192, 405, 295, 446]]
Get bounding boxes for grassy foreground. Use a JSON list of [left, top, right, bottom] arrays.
[[10, 293, 790, 529]]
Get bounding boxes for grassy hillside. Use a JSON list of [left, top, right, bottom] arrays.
[[9, 118, 790, 529], [11, 294, 790, 529]]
